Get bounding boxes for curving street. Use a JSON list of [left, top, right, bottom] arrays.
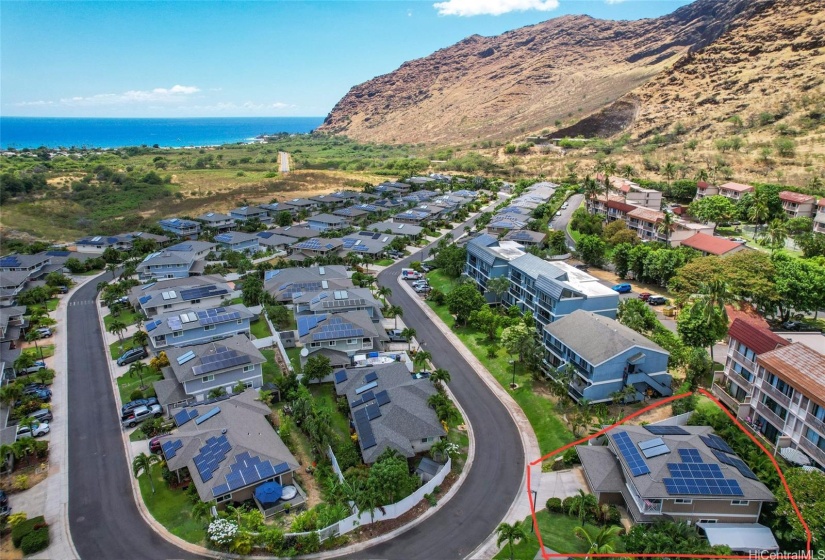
[[66, 214, 524, 560]]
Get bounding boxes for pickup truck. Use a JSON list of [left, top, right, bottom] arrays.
[[122, 404, 163, 428]]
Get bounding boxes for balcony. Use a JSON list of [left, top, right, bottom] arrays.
[[798, 437, 825, 468], [723, 367, 754, 390], [755, 400, 787, 431], [712, 383, 741, 411], [759, 382, 792, 408], [804, 413, 825, 438], [728, 349, 756, 371]]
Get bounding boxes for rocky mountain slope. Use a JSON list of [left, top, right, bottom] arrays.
[[317, 0, 759, 145]]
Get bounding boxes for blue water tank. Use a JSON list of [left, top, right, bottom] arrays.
[[367, 351, 379, 358]]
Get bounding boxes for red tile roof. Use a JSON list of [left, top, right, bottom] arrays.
[[680, 232, 744, 255], [818, 198, 825, 208], [758, 343, 825, 408], [726, 305, 770, 329], [779, 191, 815, 204], [627, 207, 664, 223], [607, 200, 637, 213], [696, 181, 710, 188], [719, 182, 754, 193], [728, 318, 790, 355]]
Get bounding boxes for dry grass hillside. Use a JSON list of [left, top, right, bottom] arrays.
[[318, 0, 757, 145]]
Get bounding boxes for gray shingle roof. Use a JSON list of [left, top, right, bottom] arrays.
[[164, 334, 265, 384]]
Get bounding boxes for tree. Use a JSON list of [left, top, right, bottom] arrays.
[[367, 449, 419, 505], [617, 298, 659, 334], [496, 521, 527, 560], [132, 330, 149, 353], [772, 469, 825, 549], [485, 276, 511, 305], [658, 211, 676, 245], [132, 452, 161, 493], [384, 305, 403, 329], [677, 281, 731, 365], [763, 219, 787, 250], [501, 323, 533, 364], [303, 354, 332, 383], [108, 319, 127, 346], [445, 282, 486, 327], [413, 350, 431, 370], [276, 211, 293, 227], [577, 235, 607, 267], [0, 384, 22, 406], [13, 352, 36, 375], [401, 327, 416, 351], [747, 195, 770, 239], [430, 368, 451, 390], [469, 306, 504, 341], [547, 230, 567, 255], [574, 525, 622, 559], [241, 274, 266, 307], [128, 362, 150, 391], [376, 285, 392, 305], [266, 304, 291, 330], [433, 245, 466, 278], [688, 195, 735, 233]]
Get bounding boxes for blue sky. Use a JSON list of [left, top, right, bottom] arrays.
[[1, 0, 692, 118]]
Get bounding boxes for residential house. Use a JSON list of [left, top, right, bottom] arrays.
[[678, 233, 748, 257], [543, 310, 670, 403], [393, 210, 430, 225], [0, 254, 52, 306], [718, 182, 755, 201], [815, 198, 825, 235], [280, 198, 317, 213], [297, 310, 388, 369], [255, 231, 294, 253], [135, 241, 216, 281], [306, 213, 349, 232], [289, 238, 343, 259], [0, 306, 27, 343], [464, 234, 525, 293], [589, 195, 638, 223], [503, 230, 547, 248], [332, 207, 369, 223], [268, 225, 317, 240], [293, 287, 383, 323], [258, 202, 296, 218], [157, 390, 300, 509], [159, 218, 201, 239], [145, 304, 255, 352], [196, 212, 236, 232], [330, 190, 364, 203], [161, 335, 266, 402], [604, 176, 663, 210], [366, 220, 423, 240], [333, 363, 445, 464], [694, 181, 719, 200], [263, 266, 351, 303], [577, 425, 776, 538], [627, 207, 665, 241], [130, 276, 233, 317], [341, 232, 397, 257], [380, 181, 413, 192], [214, 231, 260, 254], [229, 206, 271, 224], [779, 191, 817, 219], [486, 215, 527, 235], [0, 271, 30, 307], [309, 194, 346, 209]]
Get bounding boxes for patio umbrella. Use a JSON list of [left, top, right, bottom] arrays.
[[801, 465, 823, 474], [254, 481, 283, 505], [779, 447, 811, 466]]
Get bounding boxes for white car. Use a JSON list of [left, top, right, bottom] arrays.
[[121, 404, 163, 428], [16, 421, 50, 439]]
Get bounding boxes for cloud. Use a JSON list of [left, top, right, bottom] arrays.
[[604, 0, 627, 4], [433, 0, 559, 16], [56, 84, 201, 106], [175, 101, 297, 112], [14, 100, 54, 107]]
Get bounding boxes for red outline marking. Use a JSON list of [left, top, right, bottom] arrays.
[[525, 390, 814, 559]]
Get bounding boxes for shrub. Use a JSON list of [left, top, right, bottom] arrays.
[[296, 531, 320, 554], [606, 504, 621, 525], [563, 448, 581, 466], [546, 497, 563, 513], [262, 527, 285, 553], [7, 512, 27, 529], [487, 345, 499, 359], [13, 474, 29, 491], [130, 389, 144, 401], [428, 288, 445, 305], [562, 496, 575, 514], [21, 527, 50, 555], [12, 515, 45, 547]]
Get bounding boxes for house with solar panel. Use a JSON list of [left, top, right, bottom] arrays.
[[195, 212, 236, 232], [298, 311, 389, 369], [214, 231, 260, 254], [340, 232, 397, 257], [332, 206, 369, 224], [289, 238, 344, 259], [268, 225, 317, 240], [393, 210, 430, 225], [255, 231, 294, 253], [308, 194, 347, 209], [157, 390, 302, 511], [129, 276, 232, 317], [503, 229, 547, 248], [305, 213, 349, 232], [334, 363, 445, 464], [258, 202, 296, 218], [487, 215, 528, 235], [145, 304, 255, 352], [158, 218, 201, 240], [577, 424, 776, 541], [263, 266, 352, 303], [365, 220, 424, 240], [135, 241, 216, 281], [293, 288, 384, 323], [160, 334, 266, 402], [229, 206, 271, 224], [0, 254, 52, 307], [280, 198, 318, 213], [543, 310, 670, 403]]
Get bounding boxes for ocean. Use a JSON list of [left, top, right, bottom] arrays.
[[0, 116, 326, 149]]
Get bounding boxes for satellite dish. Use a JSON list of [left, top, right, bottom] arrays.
[[300, 348, 308, 357]]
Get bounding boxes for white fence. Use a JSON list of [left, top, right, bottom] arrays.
[[266, 312, 293, 373], [650, 411, 693, 426]]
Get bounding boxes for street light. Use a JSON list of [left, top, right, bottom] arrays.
[[508, 359, 516, 389]]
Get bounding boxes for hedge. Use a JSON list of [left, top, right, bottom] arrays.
[[12, 515, 46, 547], [21, 527, 50, 555]]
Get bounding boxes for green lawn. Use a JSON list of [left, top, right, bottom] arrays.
[[286, 346, 303, 374], [226, 296, 243, 305], [260, 349, 281, 385], [375, 258, 394, 266], [137, 463, 206, 545], [309, 384, 350, 440], [492, 511, 622, 559], [250, 318, 272, 340], [29, 298, 59, 314], [103, 308, 144, 329], [117, 368, 163, 402], [23, 344, 55, 360], [426, 273, 574, 456], [109, 336, 139, 359]]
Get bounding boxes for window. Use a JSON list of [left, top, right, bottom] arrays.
[[243, 365, 253, 373], [191, 299, 201, 304], [237, 320, 243, 324], [243, 381, 253, 389], [310, 342, 320, 348], [421, 437, 436, 443], [172, 331, 183, 338], [698, 519, 717, 524], [673, 499, 693, 504], [347, 338, 357, 345], [328, 341, 336, 347], [731, 500, 750, 506], [204, 325, 215, 331], [216, 494, 231, 503], [201, 375, 215, 383]]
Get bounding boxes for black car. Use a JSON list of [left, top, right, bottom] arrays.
[[121, 396, 160, 416], [781, 321, 802, 331]]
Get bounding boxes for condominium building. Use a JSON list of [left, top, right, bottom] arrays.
[[694, 181, 719, 200], [717, 183, 754, 201], [815, 198, 825, 235], [779, 191, 817, 219]]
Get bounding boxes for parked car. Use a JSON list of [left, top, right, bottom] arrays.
[[414, 285, 432, 294], [56, 286, 69, 294], [122, 404, 163, 428], [28, 408, 53, 423], [34, 327, 52, 338], [121, 397, 160, 417], [116, 347, 148, 367], [648, 295, 668, 306], [16, 421, 50, 439], [638, 292, 651, 301], [16, 360, 46, 376], [778, 320, 820, 332], [411, 371, 431, 379], [555, 211, 562, 216], [386, 329, 408, 343], [612, 283, 632, 294], [562, 203, 569, 210], [22, 385, 52, 398], [149, 436, 162, 454], [420, 264, 434, 272], [412, 281, 430, 289], [0, 489, 8, 507]]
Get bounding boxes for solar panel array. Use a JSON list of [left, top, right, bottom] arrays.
[[678, 448, 704, 464], [342, 238, 362, 249], [198, 309, 241, 326], [180, 285, 229, 301], [613, 431, 651, 476], [639, 437, 671, 459], [194, 434, 231, 482], [192, 349, 252, 376], [311, 316, 364, 342], [297, 314, 327, 336], [365, 372, 378, 383], [322, 298, 368, 309], [293, 239, 338, 251], [645, 425, 690, 436], [211, 451, 291, 497], [351, 389, 376, 408], [713, 450, 758, 480], [334, 370, 348, 384], [353, 407, 377, 450], [139, 295, 152, 305], [162, 439, 183, 459], [376, 390, 391, 407], [194, 406, 221, 425], [701, 434, 735, 455], [310, 292, 329, 305], [176, 350, 196, 365], [146, 320, 162, 332], [355, 380, 378, 395], [264, 269, 281, 280], [174, 408, 199, 427], [167, 316, 183, 331], [664, 460, 744, 496]]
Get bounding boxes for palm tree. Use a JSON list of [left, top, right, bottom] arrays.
[[663, 161, 678, 184], [413, 350, 432, 371], [106, 262, 118, 280], [568, 489, 598, 526], [748, 196, 770, 239], [582, 175, 600, 215], [128, 362, 150, 391], [132, 452, 161, 493], [430, 368, 451, 390], [496, 521, 527, 560], [12, 438, 36, 468], [696, 279, 733, 364], [694, 168, 709, 182], [96, 281, 109, 294], [24, 329, 44, 360], [377, 285, 392, 305], [429, 439, 450, 462], [764, 219, 787, 250], [0, 443, 15, 475], [108, 319, 127, 347], [191, 500, 214, 524], [386, 305, 403, 329], [13, 352, 36, 374], [574, 525, 622, 559], [401, 327, 416, 352], [657, 211, 676, 246], [132, 330, 149, 353], [0, 384, 23, 406]]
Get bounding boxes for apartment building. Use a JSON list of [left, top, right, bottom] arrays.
[[717, 183, 754, 201], [778, 191, 817, 219], [627, 207, 665, 241], [694, 181, 719, 200], [815, 198, 825, 235]]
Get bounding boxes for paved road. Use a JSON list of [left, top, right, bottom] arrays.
[[67, 277, 199, 560], [279, 151, 289, 173], [549, 193, 584, 250]]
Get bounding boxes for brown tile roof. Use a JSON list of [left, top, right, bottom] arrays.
[[608, 200, 637, 213], [627, 207, 664, 223], [728, 318, 790, 355], [696, 181, 710, 188], [779, 191, 815, 204], [726, 304, 770, 329], [818, 198, 825, 208], [680, 232, 743, 256], [757, 343, 825, 408], [719, 182, 755, 193]]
